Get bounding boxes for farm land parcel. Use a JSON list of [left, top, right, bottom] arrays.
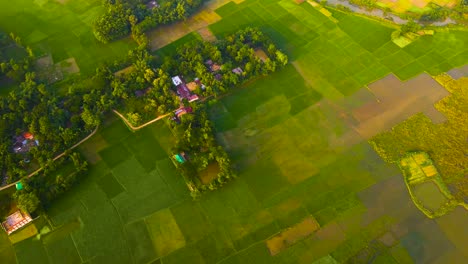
[[1, 0, 468, 263]]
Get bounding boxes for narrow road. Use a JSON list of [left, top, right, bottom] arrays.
[[0, 126, 99, 192], [112, 110, 170, 131]]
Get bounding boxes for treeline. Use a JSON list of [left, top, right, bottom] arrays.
[[0, 62, 119, 184], [170, 104, 235, 198], [113, 27, 288, 125], [13, 152, 88, 215], [0, 32, 34, 82], [93, 0, 206, 43], [168, 27, 288, 98], [344, 0, 467, 22]]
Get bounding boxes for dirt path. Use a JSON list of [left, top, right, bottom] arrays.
[[113, 110, 170, 131], [0, 126, 99, 192]]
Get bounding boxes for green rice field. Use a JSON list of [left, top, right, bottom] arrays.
[[0, 0, 136, 76], [1, 0, 468, 263]]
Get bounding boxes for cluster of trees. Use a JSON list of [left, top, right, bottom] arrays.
[[0, 71, 103, 183], [369, 76, 468, 202], [163, 28, 288, 98], [110, 49, 179, 125], [113, 27, 288, 126], [170, 104, 236, 198], [13, 152, 88, 214], [0, 32, 34, 82], [400, 20, 421, 34], [1, 26, 287, 208], [93, 0, 206, 43]]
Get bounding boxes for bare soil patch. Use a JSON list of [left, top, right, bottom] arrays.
[[350, 73, 449, 138], [447, 64, 468, 80], [114, 65, 135, 77], [58, 57, 80, 74], [266, 216, 320, 255], [148, 0, 225, 50], [254, 48, 269, 62], [198, 162, 220, 184], [198, 27, 217, 42]]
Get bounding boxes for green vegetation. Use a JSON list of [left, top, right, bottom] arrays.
[[399, 152, 461, 218], [93, 0, 207, 43], [370, 77, 468, 199], [0, 0, 467, 263]]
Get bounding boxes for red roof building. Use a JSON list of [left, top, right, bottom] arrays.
[[174, 76, 199, 102], [23, 132, 33, 140], [1, 210, 33, 235]]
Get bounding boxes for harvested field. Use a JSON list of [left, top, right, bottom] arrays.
[[351, 74, 449, 138], [147, 0, 226, 50], [266, 216, 320, 255], [114, 65, 134, 77], [447, 64, 468, 80], [197, 27, 217, 42]]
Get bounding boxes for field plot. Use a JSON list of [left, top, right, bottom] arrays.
[[377, 0, 458, 13], [208, 0, 467, 102], [2, 0, 468, 263], [0, 0, 136, 76]]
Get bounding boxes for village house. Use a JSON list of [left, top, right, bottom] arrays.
[[172, 76, 199, 102], [1, 210, 33, 235], [146, 0, 159, 9], [205, 59, 221, 72], [232, 67, 243, 75], [13, 132, 39, 154], [174, 106, 193, 118], [194, 78, 206, 90]]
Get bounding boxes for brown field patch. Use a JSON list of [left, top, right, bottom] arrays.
[[198, 27, 217, 42], [266, 216, 320, 255], [296, 221, 345, 262], [254, 48, 269, 62], [351, 74, 449, 139], [436, 207, 468, 258], [198, 162, 220, 185], [148, 0, 225, 50], [447, 64, 468, 80], [58, 57, 80, 74], [114, 65, 135, 77]]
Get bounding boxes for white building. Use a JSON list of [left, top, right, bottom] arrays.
[[172, 76, 182, 86]]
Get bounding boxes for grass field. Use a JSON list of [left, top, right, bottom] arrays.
[[2, 0, 468, 263], [0, 0, 136, 76]]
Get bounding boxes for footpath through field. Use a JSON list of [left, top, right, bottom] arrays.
[[0, 126, 99, 192], [113, 110, 171, 131]]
